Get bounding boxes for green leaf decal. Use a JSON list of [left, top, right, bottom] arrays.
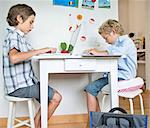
[[60, 42, 67, 50], [68, 44, 74, 52]]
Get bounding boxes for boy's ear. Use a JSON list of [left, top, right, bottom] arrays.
[[16, 15, 23, 24]]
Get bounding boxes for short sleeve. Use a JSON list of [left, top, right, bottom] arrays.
[[8, 34, 21, 51], [9, 39, 20, 51]]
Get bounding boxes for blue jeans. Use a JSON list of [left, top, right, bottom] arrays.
[[84, 77, 124, 96]]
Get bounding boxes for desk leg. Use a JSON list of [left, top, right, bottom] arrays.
[[88, 73, 92, 83], [40, 61, 48, 128], [110, 60, 118, 108]]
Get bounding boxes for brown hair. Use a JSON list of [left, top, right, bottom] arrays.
[[98, 19, 124, 35], [7, 4, 36, 26]]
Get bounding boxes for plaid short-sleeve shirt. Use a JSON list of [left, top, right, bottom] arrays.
[[3, 27, 39, 94]]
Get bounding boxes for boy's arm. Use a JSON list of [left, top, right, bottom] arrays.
[[9, 47, 56, 64]]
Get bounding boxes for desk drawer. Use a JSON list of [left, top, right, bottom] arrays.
[[65, 59, 96, 71]]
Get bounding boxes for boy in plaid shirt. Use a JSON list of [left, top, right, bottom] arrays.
[[3, 4, 62, 127]]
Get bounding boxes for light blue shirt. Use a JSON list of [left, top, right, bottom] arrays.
[[107, 35, 137, 80]]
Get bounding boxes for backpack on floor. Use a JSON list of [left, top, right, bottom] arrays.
[[90, 107, 148, 128]]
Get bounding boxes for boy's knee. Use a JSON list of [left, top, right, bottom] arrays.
[[52, 91, 62, 104]]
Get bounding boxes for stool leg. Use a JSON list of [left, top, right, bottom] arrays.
[[12, 102, 16, 126], [7, 101, 15, 128], [129, 98, 134, 114], [139, 94, 144, 115], [101, 94, 110, 112], [28, 99, 35, 128], [101, 94, 107, 111]]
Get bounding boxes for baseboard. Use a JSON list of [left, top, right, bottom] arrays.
[[0, 114, 88, 127]]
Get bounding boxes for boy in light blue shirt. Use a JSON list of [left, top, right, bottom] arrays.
[[107, 34, 137, 80], [84, 19, 137, 113]]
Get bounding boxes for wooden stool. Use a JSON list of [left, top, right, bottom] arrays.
[[5, 95, 35, 128], [101, 77, 144, 114]]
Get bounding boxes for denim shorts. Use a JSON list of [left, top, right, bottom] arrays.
[[84, 77, 124, 96], [8, 82, 54, 103]]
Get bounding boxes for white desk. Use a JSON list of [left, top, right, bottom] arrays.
[[33, 54, 120, 128]]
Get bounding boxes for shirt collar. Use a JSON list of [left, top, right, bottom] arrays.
[[118, 35, 128, 42], [115, 35, 128, 45], [7, 26, 25, 37]]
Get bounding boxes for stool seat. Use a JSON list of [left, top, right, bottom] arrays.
[[118, 89, 143, 99], [5, 95, 32, 102], [101, 77, 144, 94], [101, 84, 110, 94], [118, 77, 144, 92]]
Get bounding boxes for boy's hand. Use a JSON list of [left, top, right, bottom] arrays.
[[49, 47, 57, 53], [38, 47, 57, 54], [86, 48, 108, 56], [88, 48, 99, 55]]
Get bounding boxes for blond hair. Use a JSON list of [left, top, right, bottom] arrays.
[[98, 19, 124, 35]]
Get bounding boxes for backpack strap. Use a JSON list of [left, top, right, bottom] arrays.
[[109, 107, 127, 114]]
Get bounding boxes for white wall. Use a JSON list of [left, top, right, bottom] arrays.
[[0, 0, 118, 117], [118, 0, 129, 33], [119, 0, 149, 88]]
